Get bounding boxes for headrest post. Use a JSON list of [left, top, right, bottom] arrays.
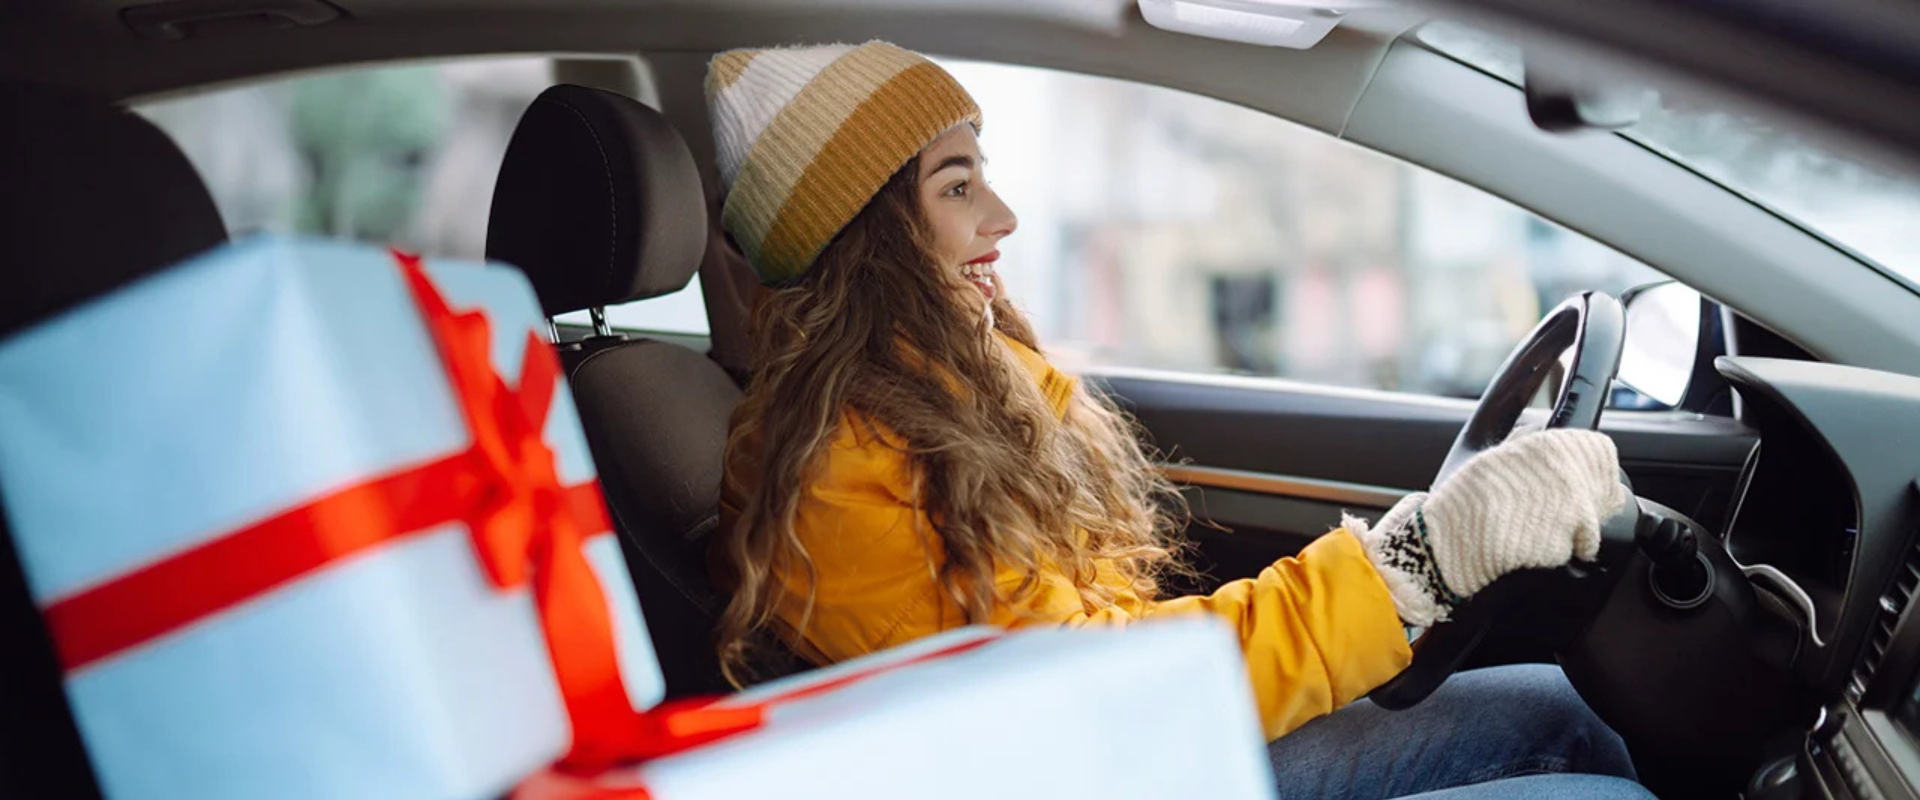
[[589, 307, 613, 338]]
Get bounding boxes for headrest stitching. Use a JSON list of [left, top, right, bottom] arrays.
[[543, 96, 620, 305]]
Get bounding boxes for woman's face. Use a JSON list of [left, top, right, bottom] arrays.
[[916, 125, 1018, 305]]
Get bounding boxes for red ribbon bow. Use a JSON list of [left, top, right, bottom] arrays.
[[40, 250, 756, 772], [397, 250, 642, 769]]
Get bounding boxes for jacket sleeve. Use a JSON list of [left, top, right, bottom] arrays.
[[770, 417, 1413, 741], [1136, 532, 1413, 738]]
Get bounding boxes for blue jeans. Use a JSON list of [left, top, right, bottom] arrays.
[[1268, 664, 1654, 800]]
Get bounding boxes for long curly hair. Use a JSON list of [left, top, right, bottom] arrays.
[[713, 157, 1190, 685]]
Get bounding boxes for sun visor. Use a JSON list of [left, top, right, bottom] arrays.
[[1138, 0, 1378, 49]]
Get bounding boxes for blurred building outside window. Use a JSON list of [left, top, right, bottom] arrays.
[[136, 55, 711, 336], [938, 58, 1667, 400]]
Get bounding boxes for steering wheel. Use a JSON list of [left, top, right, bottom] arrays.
[[1368, 292, 1632, 710]]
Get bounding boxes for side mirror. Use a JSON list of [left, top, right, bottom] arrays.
[[1616, 281, 1703, 408]]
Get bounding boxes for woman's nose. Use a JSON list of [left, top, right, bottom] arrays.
[[981, 184, 1018, 240]]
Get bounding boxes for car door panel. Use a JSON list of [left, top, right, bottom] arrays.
[[1095, 372, 1758, 589]]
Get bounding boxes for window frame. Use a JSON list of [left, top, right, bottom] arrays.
[[928, 55, 1727, 413]]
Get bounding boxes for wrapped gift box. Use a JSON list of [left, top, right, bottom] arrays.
[[518, 619, 1280, 800], [0, 238, 665, 800]]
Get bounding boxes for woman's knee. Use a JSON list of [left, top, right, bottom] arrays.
[[1450, 664, 1635, 779], [1455, 663, 1588, 719]]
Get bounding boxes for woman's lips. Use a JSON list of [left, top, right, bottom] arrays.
[[961, 251, 999, 301]]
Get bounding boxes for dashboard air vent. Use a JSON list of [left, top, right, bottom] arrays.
[[1849, 530, 1919, 703]]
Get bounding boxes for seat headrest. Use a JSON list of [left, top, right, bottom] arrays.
[[0, 82, 227, 338], [486, 85, 707, 317]]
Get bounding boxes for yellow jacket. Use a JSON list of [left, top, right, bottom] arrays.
[[719, 334, 1413, 739]]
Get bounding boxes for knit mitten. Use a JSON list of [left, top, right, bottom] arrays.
[[1348, 428, 1630, 627]]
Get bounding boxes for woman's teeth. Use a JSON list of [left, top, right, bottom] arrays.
[[962, 262, 996, 297]]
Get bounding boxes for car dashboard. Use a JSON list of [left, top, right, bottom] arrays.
[[1711, 357, 1920, 800]]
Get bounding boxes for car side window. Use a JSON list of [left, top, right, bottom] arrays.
[[938, 59, 1670, 401], [136, 56, 709, 336]]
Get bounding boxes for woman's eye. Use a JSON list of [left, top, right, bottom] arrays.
[[945, 181, 969, 198]]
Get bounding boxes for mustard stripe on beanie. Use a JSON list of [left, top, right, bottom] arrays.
[[706, 41, 982, 285]]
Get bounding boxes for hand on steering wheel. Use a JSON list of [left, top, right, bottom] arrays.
[[1366, 292, 1642, 710], [1356, 428, 1629, 627]]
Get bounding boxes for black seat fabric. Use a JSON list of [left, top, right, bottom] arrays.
[[0, 82, 228, 338], [567, 340, 746, 697], [0, 82, 229, 799], [488, 84, 744, 698]]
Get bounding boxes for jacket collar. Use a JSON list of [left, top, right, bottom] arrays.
[[995, 332, 1076, 420]]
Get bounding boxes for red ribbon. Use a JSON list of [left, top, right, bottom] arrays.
[[39, 251, 749, 771]]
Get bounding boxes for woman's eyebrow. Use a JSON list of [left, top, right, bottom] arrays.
[[924, 154, 976, 179]]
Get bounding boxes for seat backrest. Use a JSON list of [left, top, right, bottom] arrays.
[[0, 81, 229, 799], [486, 84, 744, 697]]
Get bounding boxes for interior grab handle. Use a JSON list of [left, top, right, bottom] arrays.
[[122, 0, 344, 41]]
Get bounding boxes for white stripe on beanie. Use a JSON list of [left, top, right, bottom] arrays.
[[709, 44, 854, 189]]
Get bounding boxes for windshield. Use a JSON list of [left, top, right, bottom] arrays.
[[1417, 21, 1920, 289]]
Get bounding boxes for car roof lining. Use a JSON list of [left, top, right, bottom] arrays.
[[0, 0, 1422, 131]]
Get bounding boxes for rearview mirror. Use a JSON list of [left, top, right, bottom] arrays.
[[1616, 282, 1702, 408], [1524, 52, 1658, 132]]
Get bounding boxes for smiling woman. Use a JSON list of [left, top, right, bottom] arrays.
[[701, 39, 1650, 800]]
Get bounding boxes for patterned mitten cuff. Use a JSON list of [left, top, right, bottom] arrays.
[[1348, 494, 1462, 628]]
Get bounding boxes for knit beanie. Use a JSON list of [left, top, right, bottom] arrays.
[[705, 41, 982, 285]]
